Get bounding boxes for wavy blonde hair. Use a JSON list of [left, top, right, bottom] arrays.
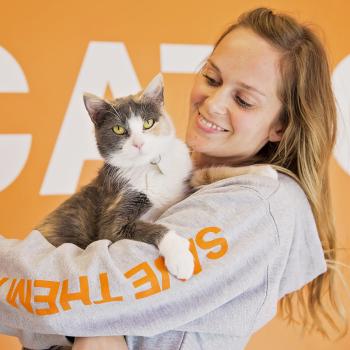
[[214, 7, 348, 339]]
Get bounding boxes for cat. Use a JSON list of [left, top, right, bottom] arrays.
[[32, 73, 195, 281]]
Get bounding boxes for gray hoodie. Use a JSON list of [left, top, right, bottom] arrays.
[[0, 172, 326, 349]]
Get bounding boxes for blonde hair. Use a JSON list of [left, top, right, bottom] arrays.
[[214, 7, 348, 339]]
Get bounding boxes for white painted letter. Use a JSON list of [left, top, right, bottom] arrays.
[[160, 44, 213, 73], [0, 46, 28, 93], [0, 47, 31, 192], [0, 135, 32, 191]]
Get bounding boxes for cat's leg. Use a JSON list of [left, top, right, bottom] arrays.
[[122, 221, 194, 280], [97, 189, 194, 279], [190, 164, 278, 188], [98, 191, 152, 241], [99, 190, 193, 279]]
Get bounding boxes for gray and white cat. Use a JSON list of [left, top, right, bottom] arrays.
[[34, 74, 194, 282]]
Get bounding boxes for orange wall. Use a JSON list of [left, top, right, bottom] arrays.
[[0, 0, 349, 348]]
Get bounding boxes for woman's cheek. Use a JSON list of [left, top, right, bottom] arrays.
[[231, 111, 254, 134], [185, 116, 198, 148], [190, 78, 209, 106]]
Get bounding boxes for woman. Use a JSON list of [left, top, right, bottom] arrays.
[[0, 7, 347, 350]]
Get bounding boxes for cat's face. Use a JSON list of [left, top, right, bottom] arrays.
[[84, 74, 174, 168]]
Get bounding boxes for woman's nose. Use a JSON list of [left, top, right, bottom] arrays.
[[205, 89, 229, 117]]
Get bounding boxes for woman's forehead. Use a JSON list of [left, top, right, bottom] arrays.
[[210, 27, 282, 96]]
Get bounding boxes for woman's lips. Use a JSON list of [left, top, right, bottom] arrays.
[[195, 113, 229, 133]]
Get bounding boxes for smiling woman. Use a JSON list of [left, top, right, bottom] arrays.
[[187, 27, 283, 166], [0, 6, 349, 350]]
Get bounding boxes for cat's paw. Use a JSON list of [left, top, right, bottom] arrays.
[[253, 165, 278, 180], [159, 231, 194, 280]]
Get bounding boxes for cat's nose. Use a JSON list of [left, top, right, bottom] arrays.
[[133, 142, 144, 150]]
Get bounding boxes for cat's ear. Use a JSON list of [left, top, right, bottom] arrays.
[[83, 93, 109, 126], [140, 73, 164, 105]]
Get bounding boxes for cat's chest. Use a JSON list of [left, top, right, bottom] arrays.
[[124, 163, 188, 210], [130, 166, 178, 205]]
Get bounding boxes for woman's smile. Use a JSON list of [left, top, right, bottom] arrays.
[[195, 112, 229, 133]]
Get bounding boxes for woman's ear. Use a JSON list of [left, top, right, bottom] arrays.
[[268, 119, 284, 142]]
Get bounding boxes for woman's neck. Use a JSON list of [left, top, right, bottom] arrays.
[[191, 152, 254, 169]]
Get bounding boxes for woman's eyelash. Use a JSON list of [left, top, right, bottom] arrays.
[[235, 96, 252, 109], [203, 74, 220, 86]]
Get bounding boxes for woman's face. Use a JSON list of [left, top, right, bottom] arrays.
[[186, 27, 284, 165]]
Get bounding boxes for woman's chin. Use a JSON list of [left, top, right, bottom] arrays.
[[186, 131, 210, 154]]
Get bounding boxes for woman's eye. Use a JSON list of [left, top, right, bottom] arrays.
[[236, 96, 252, 109], [143, 118, 155, 129], [112, 125, 126, 135], [203, 74, 220, 87]]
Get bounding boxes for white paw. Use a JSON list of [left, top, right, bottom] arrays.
[[254, 165, 278, 180], [158, 231, 194, 280]]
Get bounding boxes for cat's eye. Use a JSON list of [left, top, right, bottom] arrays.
[[112, 125, 126, 135], [143, 118, 155, 129]]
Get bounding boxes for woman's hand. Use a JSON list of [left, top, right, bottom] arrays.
[[72, 336, 128, 350]]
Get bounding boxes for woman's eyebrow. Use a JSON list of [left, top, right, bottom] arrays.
[[237, 82, 266, 98], [207, 59, 220, 72], [207, 58, 266, 98]]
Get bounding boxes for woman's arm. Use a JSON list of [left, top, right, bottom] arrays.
[[72, 336, 128, 350], [0, 174, 326, 349]]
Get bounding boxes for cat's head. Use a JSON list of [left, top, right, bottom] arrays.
[[83, 74, 175, 168]]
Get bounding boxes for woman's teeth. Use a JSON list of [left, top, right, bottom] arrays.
[[198, 114, 227, 131]]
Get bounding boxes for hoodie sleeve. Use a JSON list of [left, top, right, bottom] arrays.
[[0, 174, 326, 349]]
